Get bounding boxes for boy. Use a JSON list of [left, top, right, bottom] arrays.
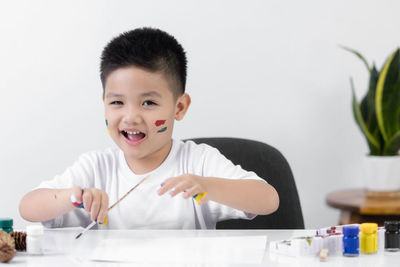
[[19, 28, 279, 229]]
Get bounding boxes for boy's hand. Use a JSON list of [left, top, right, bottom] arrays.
[[72, 186, 109, 223], [157, 174, 209, 205]]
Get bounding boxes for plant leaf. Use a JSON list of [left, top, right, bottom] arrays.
[[376, 48, 400, 144], [384, 130, 400, 155], [340, 45, 371, 72], [360, 65, 380, 138], [351, 79, 381, 154]]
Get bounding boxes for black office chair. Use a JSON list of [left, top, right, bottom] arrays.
[[187, 137, 304, 229]]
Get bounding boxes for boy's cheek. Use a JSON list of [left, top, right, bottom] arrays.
[[104, 118, 118, 135], [153, 119, 169, 134]]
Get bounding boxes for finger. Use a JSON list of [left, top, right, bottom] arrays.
[[169, 181, 189, 197], [198, 193, 209, 205], [90, 191, 101, 221], [82, 189, 93, 213], [183, 185, 201, 199], [157, 178, 178, 195], [158, 178, 176, 195], [97, 192, 109, 223]]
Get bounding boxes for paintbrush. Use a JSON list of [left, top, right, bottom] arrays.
[[75, 174, 150, 239]]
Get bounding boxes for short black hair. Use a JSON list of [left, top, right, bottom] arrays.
[[100, 27, 187, 98]]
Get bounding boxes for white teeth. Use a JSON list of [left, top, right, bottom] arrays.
[[123, 130, 141, 135]]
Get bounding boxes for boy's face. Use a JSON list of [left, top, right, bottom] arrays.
[[103, 66, 190, 171]]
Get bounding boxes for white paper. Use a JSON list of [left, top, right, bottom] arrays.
[[88, 235, 267, 264]]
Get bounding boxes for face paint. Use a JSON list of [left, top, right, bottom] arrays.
[[105, 119, 111, 134], [155, 120, 166, 126], [157, 127, 167, 133]]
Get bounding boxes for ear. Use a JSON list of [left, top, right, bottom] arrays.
[[102, 93, 105, 102], [175, 93, 191, 121]]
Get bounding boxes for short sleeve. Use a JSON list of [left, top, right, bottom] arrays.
[[34, 153, 98, 228]]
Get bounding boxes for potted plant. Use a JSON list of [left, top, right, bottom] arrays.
[[344, 46, 400, 194]]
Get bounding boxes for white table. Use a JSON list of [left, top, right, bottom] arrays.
[[8, 228, 400, 266]]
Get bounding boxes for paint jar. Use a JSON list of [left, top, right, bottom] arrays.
[[360, 223, 378, 254], [385, 221, 400, 252], [27, 225, 44, 255], [0, 218, 13, 233], [342, 225, 359, 256]]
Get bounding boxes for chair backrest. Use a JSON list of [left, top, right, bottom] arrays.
[[188, 137, 304, 229]]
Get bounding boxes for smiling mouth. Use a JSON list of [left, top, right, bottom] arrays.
[[121, 130, 146, 142]]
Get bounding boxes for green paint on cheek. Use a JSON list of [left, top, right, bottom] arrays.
[[157, 127, 167, 133], [105, 119, 108, 126]]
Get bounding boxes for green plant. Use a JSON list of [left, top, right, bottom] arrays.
[[343, 46, 400, 156]]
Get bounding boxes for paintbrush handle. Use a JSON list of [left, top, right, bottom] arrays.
[[75, 220, 97, 239], [75, 174, 150, 240], [107, 174, 150, 211], [83, 220, 97, 232]]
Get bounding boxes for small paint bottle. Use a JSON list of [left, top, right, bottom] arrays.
[[377, 227, 385, 253], [0, 218, 13, 233], [360, 223, 378, 254], [385, 221, 400, 252], [27, 225, 44, 255], [342, 225, 359, 256]]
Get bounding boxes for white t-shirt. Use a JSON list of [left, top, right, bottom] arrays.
[[36, 139, 267, 229]]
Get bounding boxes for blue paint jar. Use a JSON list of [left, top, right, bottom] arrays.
[[343, 225, 359, 256]]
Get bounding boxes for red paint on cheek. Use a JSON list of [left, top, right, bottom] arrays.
[[155, 120, 166, 126]]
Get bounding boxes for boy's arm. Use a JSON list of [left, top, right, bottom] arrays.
[[158, 175, 279, 215], [19, 188, 78, 222], [19, 187, 109, 223], [200, 177, 279, 215]]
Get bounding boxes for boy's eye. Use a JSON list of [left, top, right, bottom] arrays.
[[110, 101, 123, 105], [143, 100, 157, 106]]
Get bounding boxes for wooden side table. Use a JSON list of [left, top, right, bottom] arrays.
[[326, 189, 400, 226]]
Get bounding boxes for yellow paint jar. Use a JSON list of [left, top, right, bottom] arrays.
[[360, 223, 378, 254]]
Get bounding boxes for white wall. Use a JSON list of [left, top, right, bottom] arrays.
[[1, 0, 399, 229]]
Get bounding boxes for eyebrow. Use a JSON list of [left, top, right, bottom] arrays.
[[140, 91, 162, 98], [105, 91, 162, 99], [105, 93, 124, 99]]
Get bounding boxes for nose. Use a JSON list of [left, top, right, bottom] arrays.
[[122, 105, 143, 125]]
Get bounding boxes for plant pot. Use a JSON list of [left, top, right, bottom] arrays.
[[363, 155, 400, 197]]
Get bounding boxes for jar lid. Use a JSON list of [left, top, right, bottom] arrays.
[[342, 225, 359, 236], [385, 221, 400, 232], [0, 218, 13, 228], [27, 225, 44, 235], [360, 223, 378, 234]]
